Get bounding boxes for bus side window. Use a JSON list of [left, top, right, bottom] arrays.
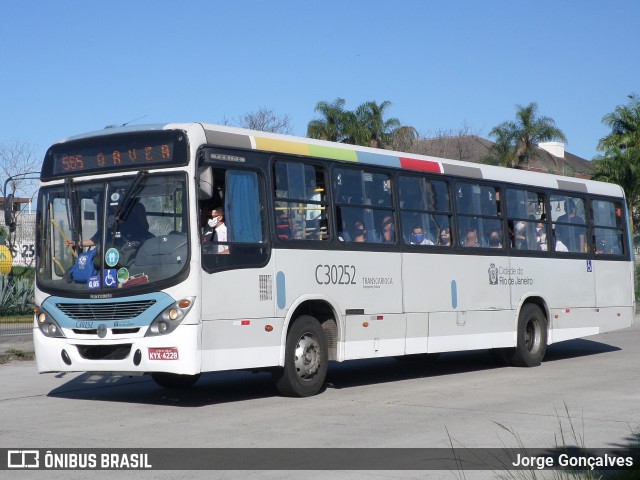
[[273, 159, 329, 241], [551, 194, 587, 253], [333, 167, 394, 245], [592, 199, 625, 256], [399, 175, 451, 247], [506, 188, 549, 252]]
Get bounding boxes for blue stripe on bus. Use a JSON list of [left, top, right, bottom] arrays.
[[356, 151, 402, 168], [450, 280, 458, 309], [276, 271, 286, 310]]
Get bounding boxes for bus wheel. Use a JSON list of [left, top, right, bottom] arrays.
[[510, 304, 547, 367], [273, 315, 328, 397], [151, 372, 200, 389]]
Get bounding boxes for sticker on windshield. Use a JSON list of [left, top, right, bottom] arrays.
[[105, 248, 119, 267], [117, 267, 129, 284], [88, 276, 101, 289], [104, 269, 117, 288]]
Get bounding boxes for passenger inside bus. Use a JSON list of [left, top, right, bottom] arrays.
[[351, 221, 367, 242], [463, 229, 481, 248], [380, 216, 395, 243], [410, 225, 434, 245], [513, 222, 528, 249], [438, 227, 451, 246], [488, 230, 502, 248]]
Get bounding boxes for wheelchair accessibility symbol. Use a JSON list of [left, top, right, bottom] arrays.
[[104, 269, 117, 288]]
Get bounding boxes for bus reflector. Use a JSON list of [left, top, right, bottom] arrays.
[[241, 320, 250, 326], [265, 325, 273, 332], [363, 322, 369, 328]]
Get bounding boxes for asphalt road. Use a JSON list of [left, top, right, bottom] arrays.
[[1, 321, 639, 479]]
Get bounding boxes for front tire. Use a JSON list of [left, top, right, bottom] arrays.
[[273, 315, 328, 397], [508, 304, 548, 367]]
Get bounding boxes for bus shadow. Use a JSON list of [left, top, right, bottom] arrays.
[[543, 337, 620, 362], [47, 337, 619, 405], [47, 370, 279, 406]]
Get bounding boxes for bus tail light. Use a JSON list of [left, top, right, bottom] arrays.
[[145, 297, 195, 337]]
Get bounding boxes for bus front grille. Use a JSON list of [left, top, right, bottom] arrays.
[[56, 300, 156, 320]]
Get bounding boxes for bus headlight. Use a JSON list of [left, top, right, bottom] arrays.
[[145, 297, 195, 337], [35, 306, 66, 338]]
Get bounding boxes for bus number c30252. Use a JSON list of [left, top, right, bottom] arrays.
[[315, 264, 357, 285]]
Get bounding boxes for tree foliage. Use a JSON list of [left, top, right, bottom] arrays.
[[593, 94, 640, 232], [307, 98, 417, 150], [489, 102, 567, 167]]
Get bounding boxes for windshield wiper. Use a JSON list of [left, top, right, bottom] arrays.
[[111, 170, 148, 231]]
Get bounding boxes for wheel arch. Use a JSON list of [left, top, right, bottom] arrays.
[[280, 295, 341, 364], [515, 294, 550, 333]]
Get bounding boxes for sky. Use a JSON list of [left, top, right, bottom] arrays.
[[1, 0, 638, 167]]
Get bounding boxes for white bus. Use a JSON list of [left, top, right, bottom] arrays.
[[20, 123, 634, 396]]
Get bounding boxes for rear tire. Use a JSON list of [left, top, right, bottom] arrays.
[[151, 372, 200, 389], [508, 304, 547, 367], [273, 315, 328, 397]]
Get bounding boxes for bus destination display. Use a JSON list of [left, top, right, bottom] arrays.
[[58, 143, 173, 173], [42, 131, 188, 180]]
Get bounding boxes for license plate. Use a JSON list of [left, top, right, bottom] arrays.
[[148, 348, 179, 360]]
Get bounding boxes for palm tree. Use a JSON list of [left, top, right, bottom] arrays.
[[489, 102, 567, 168], [355, 100, 401, 148], [307, 98, 417, 150], [307, 98, 352, 143], [594, 94, 640, 233], [598, 94, 640, 152]]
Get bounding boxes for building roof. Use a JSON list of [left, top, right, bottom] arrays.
[[409, 135, 594, 179]]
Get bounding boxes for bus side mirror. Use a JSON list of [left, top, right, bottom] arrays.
[[198, 166, 213, 200], [3, 193, 16, 232]]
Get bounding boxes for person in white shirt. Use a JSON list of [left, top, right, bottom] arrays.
[[202, 207, 229, 254]]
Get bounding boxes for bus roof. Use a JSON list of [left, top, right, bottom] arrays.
[[56, 122, 624, 199]]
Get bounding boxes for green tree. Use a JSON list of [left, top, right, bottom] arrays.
[[307, 98, 352, 143], [489, 102, 567, 167], [593, 94, 640, 232], [307, 98, 417, 150], [355, 100, 401, 148]]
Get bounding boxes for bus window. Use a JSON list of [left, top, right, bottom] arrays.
[[506, 188, 549, 251], [398, 175, 451, 247], [333, 167, 394, 244], [592, 199, 625, 255], [551, 194, 587, 253], [200, 166, 269, 272], [455, 182, 502, 248], [273, 160, 329, 241]]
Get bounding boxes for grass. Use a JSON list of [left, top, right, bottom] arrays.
[[0, 348, 34, 364], [446, 404, 639, 479], [493, 405, 639, 480], [0, 315, 32, 324]]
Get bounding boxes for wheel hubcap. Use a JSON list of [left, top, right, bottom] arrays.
[[294, 333, 321, 380]]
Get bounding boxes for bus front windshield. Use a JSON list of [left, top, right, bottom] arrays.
[[37, 172, 189, 294]]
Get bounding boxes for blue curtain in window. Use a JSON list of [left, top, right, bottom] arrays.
[[225, 171, 262, 243]]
